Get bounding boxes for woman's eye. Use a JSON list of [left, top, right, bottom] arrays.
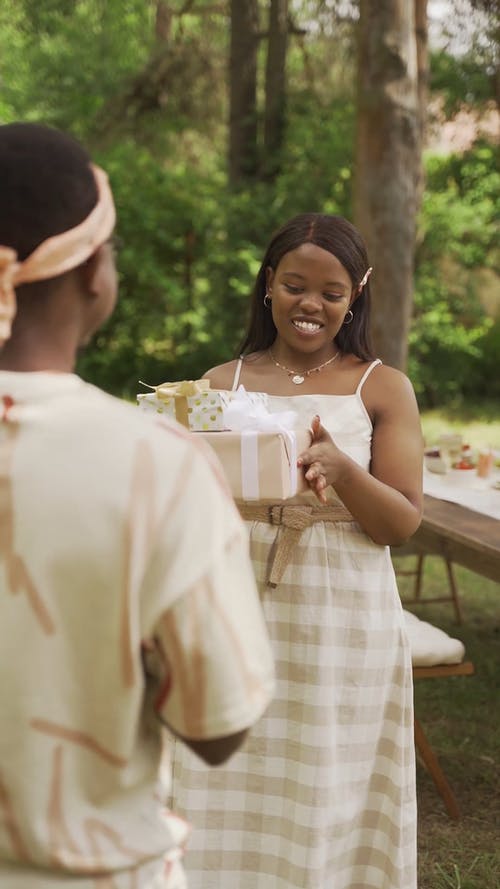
[[324, 292, 343, 302], [284, 283, 301, 294]]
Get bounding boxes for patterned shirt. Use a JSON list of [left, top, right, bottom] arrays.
[[0, 372, 274, 888]]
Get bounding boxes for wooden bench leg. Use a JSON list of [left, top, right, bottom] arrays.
[[413, 554, 424, 600], [394, 553, 463, 624], [414, 717, 461, 820], [445, 559, 463, 625]]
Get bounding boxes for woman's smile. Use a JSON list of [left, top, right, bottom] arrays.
[[291, 317, 324, 334]]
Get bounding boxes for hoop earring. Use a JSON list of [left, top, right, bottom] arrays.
[[263, 293, 272, 308], [343, 309, 354, 325]]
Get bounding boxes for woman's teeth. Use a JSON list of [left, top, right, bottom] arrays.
[[293, 320, 322, 332]]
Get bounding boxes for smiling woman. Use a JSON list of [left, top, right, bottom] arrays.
[[169, 212, 424, 889]]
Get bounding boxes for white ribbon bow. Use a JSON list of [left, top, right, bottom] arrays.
[[223, 385, 296, 432], [224, 386, 299, 500]]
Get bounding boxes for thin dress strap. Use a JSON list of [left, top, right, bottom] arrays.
[[231, 356, 244, 391], [355, 358, 382, 396]]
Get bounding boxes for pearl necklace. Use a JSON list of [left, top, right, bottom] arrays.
[[268, 348, 340, 385]]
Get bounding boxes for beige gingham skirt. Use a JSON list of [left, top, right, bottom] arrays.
[[169, 515, 417, 889]]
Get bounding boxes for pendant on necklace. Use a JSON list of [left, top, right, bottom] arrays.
[[291, 374, 305, 385]]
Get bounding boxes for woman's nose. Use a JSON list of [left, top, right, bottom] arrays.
[[299, 290, 323, 311]]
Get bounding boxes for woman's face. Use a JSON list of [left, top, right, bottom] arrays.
[[266, 242, 353, 359]]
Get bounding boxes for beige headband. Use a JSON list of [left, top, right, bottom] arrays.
[[0, 164, 116, 346]]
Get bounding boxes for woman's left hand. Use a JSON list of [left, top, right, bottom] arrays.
[[297, 415, 344, 504]]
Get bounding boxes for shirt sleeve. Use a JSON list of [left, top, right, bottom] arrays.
[[142, 433, 275, 741]]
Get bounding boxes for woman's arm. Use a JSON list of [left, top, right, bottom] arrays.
[[298, 366, 423, 546]]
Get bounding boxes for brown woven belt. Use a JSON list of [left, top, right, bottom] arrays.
[[237, 502, 354, 587]]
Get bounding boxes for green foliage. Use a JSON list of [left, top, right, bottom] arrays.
[[425, 143, 500, 244], [430, 50, 496, 116], [77, 140, 235, 393], [0, 0, 498, 407], [410, 142, 500, 407], [470, 321, 500, 400], [74, 92, 356, 397], [0, 0, 155, 136], [278, 99, 356, 218], [408, 283, 492, 407]]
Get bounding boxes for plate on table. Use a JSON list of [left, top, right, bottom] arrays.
[[424, 451, 447, 474]]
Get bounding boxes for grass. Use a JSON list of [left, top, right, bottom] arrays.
[[392, 555, 500, 889], [421, 403, 500, 450]]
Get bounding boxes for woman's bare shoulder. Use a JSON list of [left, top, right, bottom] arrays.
[[363, 362, 419, 415], [368, 363, 416, 395], [203, 359, 240, 390], [203, 353, 266, 390]]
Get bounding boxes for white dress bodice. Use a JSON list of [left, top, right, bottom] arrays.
[[231, 357, 381, 505]]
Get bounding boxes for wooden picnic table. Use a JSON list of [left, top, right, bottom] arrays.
[[394, 493, 497, 817], [398, 494, 497, 818], [396, 493, 500, 585]]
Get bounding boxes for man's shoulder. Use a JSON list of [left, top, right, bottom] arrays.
[[65, 381, 200, 462]]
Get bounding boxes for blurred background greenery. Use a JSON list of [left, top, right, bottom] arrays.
[[0, 0, 498, 410]]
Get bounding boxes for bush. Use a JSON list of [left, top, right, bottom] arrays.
[[410, 141, 499, 407], [77, 99, 357, 397]]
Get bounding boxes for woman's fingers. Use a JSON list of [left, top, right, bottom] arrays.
[[305, 462, 323, 481], [312, 475, 327, 504], [299, 418, 334, 468], [310, 415, 333, 444], [303, 461, 328, 503], [310, 414, 322, 438], [298, 446, 323, 468]]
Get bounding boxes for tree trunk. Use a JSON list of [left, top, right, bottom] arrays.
[[415, 0, 428, 212], [414, 0, 428, 145], [263, 0, 289, 180], [229, 0, 259, 185], [353, 0, 421, 371], [155, 1, 171, 42]]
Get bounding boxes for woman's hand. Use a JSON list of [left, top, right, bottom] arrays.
[[297, 415, 344, 504]]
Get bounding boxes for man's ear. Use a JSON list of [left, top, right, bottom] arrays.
[[78, 245, 106, 298]]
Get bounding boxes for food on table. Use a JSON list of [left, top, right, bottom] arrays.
[[452, 444, 475, 470]]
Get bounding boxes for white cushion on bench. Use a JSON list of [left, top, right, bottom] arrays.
[[403, 610, 465, 667]]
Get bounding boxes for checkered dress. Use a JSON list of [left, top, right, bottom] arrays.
[[169, 361, 417, 889]]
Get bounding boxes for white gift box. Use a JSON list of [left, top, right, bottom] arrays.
[[193, 385, 311, 502], [137, 379, 226, 431]]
